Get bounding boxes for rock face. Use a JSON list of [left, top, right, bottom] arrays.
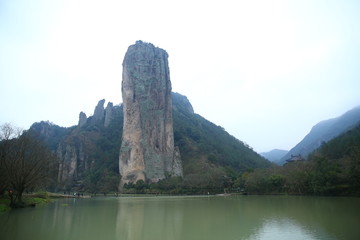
[[78, 112, 87, 127], [172, 92, 194, 114], [92, 99, 105, 123], [57, 139, 87, 185], [119, 41, 183, 188], [104, 102, 114, 127]]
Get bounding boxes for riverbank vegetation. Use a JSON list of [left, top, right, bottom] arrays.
[[121, 150, 359, 196], [239, 124, 360, 196], [0, 124, 57, 208], [123, 124, 360, 196], [0, 192, 52, 212], [1, 119, 359, 203]]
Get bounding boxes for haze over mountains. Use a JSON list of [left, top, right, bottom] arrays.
[[262, 106, 360, 165], [31, 100, 360, 175], [13, 35, 360, 189], [16, 96, 360, 193], [260, 149, 288, 163], [28, 92, 269, 192]]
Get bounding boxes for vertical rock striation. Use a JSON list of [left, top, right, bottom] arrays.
[[78, 112, 87, 127], [92, 99, 105, 123], [119, 41, 183, 188], [104, 102, 114, 127], [57, 140, 86, 185]]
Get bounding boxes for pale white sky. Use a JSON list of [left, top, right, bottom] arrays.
[[1, 0, 359, 152]]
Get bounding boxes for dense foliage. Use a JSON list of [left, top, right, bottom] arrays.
[[239, 124, 360, 196], [29, 121, 73, 150], [280, 106, 360, 164], [3, 96, 358, 196], [0, 124, 57, 208], [169, 92, 270, 193], [60, 105, 123, 194], [81, 107, 123, 194], [172, 93, 269, 171], [26, 93, 269, 194]]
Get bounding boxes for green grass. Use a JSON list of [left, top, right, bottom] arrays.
[[24, 196, 52, 206], [0, 198, 11, 212], [0, 192, 53, 212]]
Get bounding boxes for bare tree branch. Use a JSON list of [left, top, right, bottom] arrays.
[[0, 123, 55, 207]]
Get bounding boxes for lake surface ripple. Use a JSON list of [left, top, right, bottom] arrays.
[[1, 195, 359, 240]]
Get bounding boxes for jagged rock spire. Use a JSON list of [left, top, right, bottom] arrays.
[[92, 99, 105, 123], [119, 41, 183, 189], [78, 112, 87, 127]]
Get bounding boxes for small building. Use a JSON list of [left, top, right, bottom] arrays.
[[286, 154, 304, 163]]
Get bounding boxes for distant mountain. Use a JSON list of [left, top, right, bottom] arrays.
[[308, 122, 360, 161], [28, 92, 270, 192], [241, 122, 360, 196], [279, 106, 360, 165], [260, 149, 288, 164]]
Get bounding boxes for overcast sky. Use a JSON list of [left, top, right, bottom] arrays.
[[1, 0, 359, 153]]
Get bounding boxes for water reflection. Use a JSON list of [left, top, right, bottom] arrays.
[[246, 218, 335, 240], [1, 195, 360, 240], [116, 197, 184, 240], [0, 197, 120, 240], [114, 196, 360, 240]]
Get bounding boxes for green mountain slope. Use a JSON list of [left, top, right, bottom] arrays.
[[29, 92, 270, 192], [309, 123, 360, 162], [280, 106, 360, 165], [172, 93, 269, 172], [240, 123, 360, 196], [305, 123, 360, 195]]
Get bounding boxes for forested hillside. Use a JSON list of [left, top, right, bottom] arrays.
[[239, 123, 360, 196], [280, 106, 360, 164], [28, 92, 269, 194]]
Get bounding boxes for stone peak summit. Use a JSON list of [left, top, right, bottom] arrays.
[[119, 41, 182, 189]]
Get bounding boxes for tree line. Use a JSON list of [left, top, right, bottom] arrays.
[[123, 124, 360, 196], [0, 123, 57, 208], [2, 119, 358, 206], [238, 124, 360, 196]]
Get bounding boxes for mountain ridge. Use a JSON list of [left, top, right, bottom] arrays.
[[260, 149, 288, 163], [279, 106, 360, 165], [28, 92, 270, 192]]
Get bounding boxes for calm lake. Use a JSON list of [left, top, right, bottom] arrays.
[[1, 195, 359, 240]]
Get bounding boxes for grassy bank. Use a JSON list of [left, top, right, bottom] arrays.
[[0, 192, 53, 212], [0, 198, 11, 212]]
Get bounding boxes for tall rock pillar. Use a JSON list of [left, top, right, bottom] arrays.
[[119, 41, 182, 189]]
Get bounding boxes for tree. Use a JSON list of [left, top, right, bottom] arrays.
[[0, 123, 22, 195], [0, 123, 56, 207]]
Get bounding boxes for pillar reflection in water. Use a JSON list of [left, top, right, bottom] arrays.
[[116, 197, 184, 240]]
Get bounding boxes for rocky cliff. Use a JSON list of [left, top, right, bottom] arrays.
[[28, 92, 270, 193], [78, 112, 87, 127], [54, 101, 121, 190], [57, 137, 87, 184], [92, 99, 105, 123], [27, 42, 270, 193], [104, 102, 114, 127], [119, 41, 183, 187]]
